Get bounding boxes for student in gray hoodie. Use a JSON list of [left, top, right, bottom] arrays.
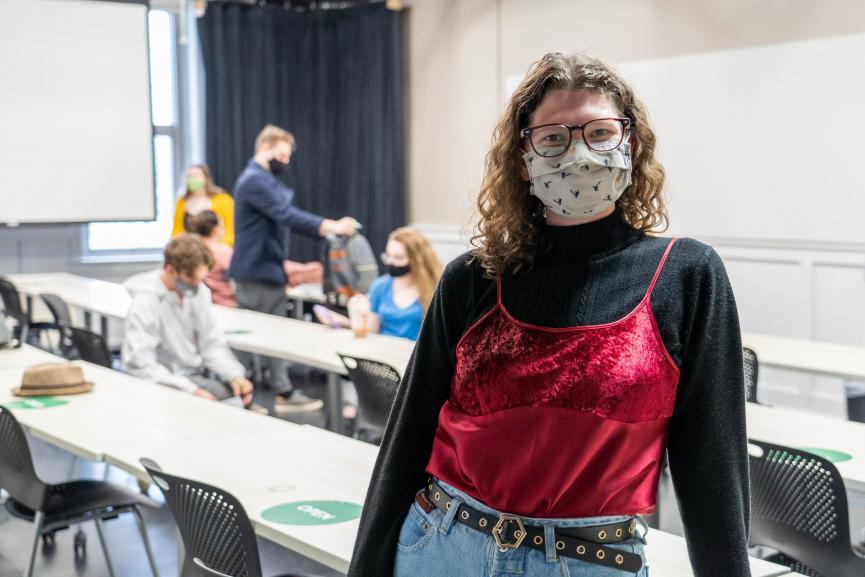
[[122, 234, 255, 407]]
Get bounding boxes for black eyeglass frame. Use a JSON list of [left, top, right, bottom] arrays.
[[520, 118, 632, 157]]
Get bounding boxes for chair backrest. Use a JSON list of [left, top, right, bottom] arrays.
[[743, 346, 759, 404], [338, 354, 400, 439], [39, 293, 77, 357], [67, 326, 112, 368], [0, 277, 26, 323], [0, 407, 48, 512], [748, 439, 865, 577], [141, 459, 262, 577], [39, 293, 73, 325]]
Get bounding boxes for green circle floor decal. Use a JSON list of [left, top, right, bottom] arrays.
[[2, 397, 69, 410], [262, 500, 362, 525], [800, 447, 853, 463]]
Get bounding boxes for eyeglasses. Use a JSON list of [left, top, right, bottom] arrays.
[[520, 118, 631, 158], [380, 252, 408, 266]]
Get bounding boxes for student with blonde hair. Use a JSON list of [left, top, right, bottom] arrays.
[[315, 227, 443, 341]]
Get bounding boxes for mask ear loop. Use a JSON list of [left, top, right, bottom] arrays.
[[626, 115, 638, 159]]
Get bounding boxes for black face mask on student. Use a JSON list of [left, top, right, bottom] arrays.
[[388, 264, 411, 278], [269, 157, 289, 175]]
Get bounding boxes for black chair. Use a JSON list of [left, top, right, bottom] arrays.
[[848, 394, 865, 424], [141, 459, 313, 577], [743, 346, 760, 404], [39, 293, 78, 358], [337, 354, 401, 443], [0, 277, 56, 348], [0, 407, 160, 577], [67, 325, 113, 368], [748, 439, 865, 576]]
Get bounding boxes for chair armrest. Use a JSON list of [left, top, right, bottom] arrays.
[[192, 558, 235, 577]]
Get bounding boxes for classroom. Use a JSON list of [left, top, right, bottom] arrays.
[[1, 1, 864, 576]]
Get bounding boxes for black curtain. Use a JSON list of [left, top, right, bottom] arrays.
[[198, 2, 406, 263]]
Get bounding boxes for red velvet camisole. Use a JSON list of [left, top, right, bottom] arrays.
[[426, 238, 681, 518]]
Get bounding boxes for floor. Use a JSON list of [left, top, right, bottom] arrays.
[[0, 369, 345, 577]]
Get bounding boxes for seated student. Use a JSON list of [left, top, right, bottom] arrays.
[[314, 227, 443, 341], [188, 211, 325, 308], [187, 210, 237, 308], [172, 164, 235, 246], [284, 260, 324, 287], [122, 234, 256, 409]]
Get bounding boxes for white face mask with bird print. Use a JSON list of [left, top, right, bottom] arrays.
[[523, 142, 632, 217]]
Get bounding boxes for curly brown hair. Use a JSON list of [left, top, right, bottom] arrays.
[[471, 52, 667, 277]]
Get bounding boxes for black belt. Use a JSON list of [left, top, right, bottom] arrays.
[[420, 480, 643, 574]]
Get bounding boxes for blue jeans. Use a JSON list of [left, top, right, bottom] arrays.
[[394, 479, 648, 577]]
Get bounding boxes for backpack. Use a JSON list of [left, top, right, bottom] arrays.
[[322, 233, 379, 305]]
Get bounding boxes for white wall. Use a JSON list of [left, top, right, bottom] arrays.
[[407, 0, 865, 416]]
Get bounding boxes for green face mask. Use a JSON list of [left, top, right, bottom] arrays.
[[187, 178, 205, 192]]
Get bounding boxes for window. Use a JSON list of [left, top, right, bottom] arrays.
[[86, 9, 181, 253]]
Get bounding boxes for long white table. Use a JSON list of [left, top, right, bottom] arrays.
[[0, 346, 375, 571], [745, 332, 865, 381], [5, 272, 416, 432], [747, 402, 865, 493], [0, 346, 789, 577]]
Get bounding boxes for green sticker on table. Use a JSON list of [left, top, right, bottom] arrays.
[[2, 397, 69, 410], [262, 500, 362, 525], [799, 447, 853, 463]]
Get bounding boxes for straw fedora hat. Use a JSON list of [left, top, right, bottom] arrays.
[[12, 362, 94, 397]]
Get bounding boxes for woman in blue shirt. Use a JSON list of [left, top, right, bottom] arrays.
[[316, 227, 443, 340]]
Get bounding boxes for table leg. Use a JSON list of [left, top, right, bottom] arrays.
[[84, 310, 93, 332], [293, 297, 304, 320], [327, 372, 343, 433], [100, 315, 109, 343]]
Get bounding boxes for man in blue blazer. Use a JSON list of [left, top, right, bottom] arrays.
[[230, 124, 357, 414]]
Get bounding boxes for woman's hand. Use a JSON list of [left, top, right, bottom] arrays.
[[313, 304, 350, 328]]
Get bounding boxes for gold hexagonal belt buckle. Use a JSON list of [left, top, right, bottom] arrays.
[[492, 514, 527, 549]]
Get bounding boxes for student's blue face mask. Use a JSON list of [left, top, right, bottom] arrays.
[[175, 277, 200, 297]]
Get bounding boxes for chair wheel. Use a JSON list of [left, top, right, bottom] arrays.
[[41, 532, 55, 548], [74, 529, 86, 558]]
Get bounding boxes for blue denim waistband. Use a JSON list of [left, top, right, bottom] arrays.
[[433, 477, 634, 529]]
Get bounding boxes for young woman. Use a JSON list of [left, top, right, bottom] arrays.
[[171, 164, 235, 246], [187, 210, 237, 308], [348, 53, 749, 577], [315, 227, 443, 341]]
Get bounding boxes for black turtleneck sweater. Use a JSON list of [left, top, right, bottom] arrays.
[[348, 209, 750, 577]]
